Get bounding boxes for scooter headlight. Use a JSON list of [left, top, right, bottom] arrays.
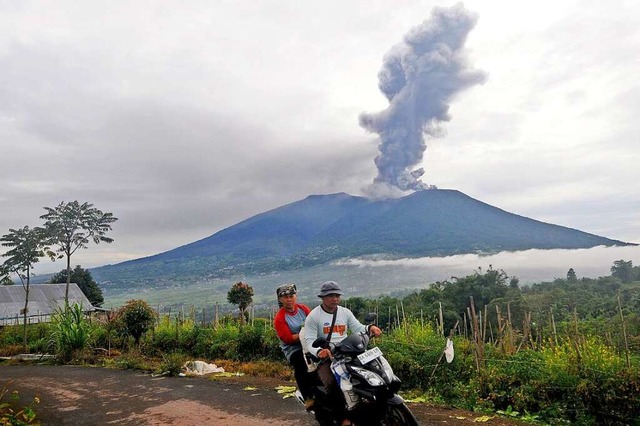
[[350, 366, 385, 386]]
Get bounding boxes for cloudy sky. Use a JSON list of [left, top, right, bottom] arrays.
[[1, 0, 639, 275]]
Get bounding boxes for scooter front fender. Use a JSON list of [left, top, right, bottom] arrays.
[[386, 394, 406, 405]]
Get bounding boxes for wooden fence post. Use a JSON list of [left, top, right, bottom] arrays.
[[482, 305, 488, 344], [469, 296, 484, 373], [618, 294, 631, 368], [572, 307, 582, 367], [495, 305, 502, 350]]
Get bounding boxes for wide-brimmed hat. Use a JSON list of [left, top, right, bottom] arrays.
[[276, 283, 297, 298], [317, 281, 344, 298]]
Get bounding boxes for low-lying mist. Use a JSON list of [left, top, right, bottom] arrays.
[[335, 245, 640, 284], [102, 245, 639, 310]]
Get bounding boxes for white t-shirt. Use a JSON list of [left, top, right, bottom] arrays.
[[303, 305, 367, 357]]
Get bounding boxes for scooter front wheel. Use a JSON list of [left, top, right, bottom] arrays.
[[314, 410, 336, 426], [381, 402, 419, 426]]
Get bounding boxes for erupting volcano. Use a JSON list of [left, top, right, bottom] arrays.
[[360, 3, 486, 197]]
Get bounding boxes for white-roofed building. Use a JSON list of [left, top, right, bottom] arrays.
[[0, 283, 95, 325]]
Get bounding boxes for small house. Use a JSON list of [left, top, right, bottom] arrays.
[[0, 283, 94, 325]]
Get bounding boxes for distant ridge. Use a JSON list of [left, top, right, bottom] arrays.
[[92, 189, 633, 285]]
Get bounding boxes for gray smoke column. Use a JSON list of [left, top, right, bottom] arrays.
[[360, 3, 486, 195]]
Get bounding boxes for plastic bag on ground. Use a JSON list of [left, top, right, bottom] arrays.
[[183, 360, 225, 376]]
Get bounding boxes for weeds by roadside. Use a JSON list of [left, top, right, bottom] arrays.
[[0, 382, 40, 426], [48, 304, 93, 362]]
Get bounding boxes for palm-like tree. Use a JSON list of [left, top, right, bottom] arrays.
[[1, 226, 48, 351], [40, 201, 118, 304]]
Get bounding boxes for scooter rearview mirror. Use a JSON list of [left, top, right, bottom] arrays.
[[364, 312, 377, 324]]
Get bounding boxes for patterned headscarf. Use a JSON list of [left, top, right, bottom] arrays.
[[276, 283, 297, 298]]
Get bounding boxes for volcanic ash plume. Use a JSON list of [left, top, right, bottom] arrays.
[[360, 3, 486, 195]]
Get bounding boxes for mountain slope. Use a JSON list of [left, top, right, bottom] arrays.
[[92, 189, 633, 285]]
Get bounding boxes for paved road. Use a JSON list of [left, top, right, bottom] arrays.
[[1, 365, 527, 425], [1, 365, 316, 425]]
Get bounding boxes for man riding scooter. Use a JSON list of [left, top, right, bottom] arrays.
[[303, 281, 382, 426]]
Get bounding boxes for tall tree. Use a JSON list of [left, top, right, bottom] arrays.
[[40, 201, 117, 304], [1, 226, 48, 352], [611, 260, 634, 284], [227, 281, 254, 325], [567, 268, 578, 283], [49, 265, 104, 307], [442, 266, 511, 317]]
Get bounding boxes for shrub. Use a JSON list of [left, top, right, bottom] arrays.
[[146, 316, 181, 354], [91, 312, 126, 352], [206, 323, 239, 359], [28, 337, 50, 355], [145, 316, 206, 355], [571, 337, 639, 424], [377, 320, 474, 397], [0, 323, 51, 357], [189, 325, 217, 358], [0, 323, 51, 350], [158, 352, 188, 377], [113, 349, 154, 371], [0, 326, 23, 347], [116, 300, 157, 346], [235, 324, 268, 361], [481, 349, 546, 413], [49, 303, 93, 362]]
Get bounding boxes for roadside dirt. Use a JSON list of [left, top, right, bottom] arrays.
[[1, 363, 528, 425]]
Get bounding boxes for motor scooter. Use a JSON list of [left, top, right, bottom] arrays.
[[296, 314, 419, 426]]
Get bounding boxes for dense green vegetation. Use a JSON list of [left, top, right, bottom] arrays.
[[2, 261, 639, 424], [1, 199, 116, 360], [343, 263, 640, 424]]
